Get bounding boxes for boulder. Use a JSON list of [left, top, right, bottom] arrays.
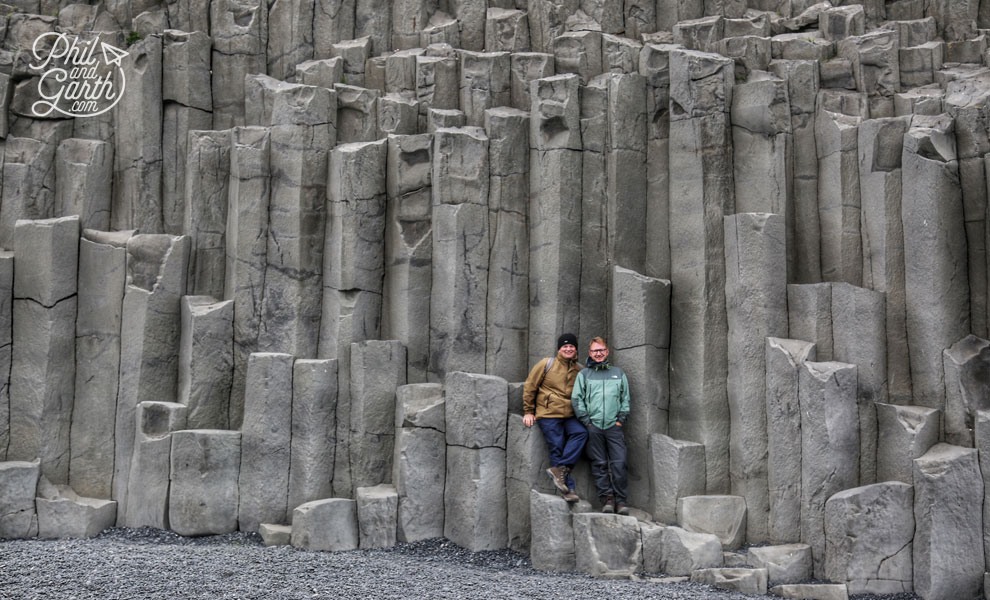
[[572, 513, 643, 579], [690, 568, 768, 594], [356, 484, 398, 549], [659, 526, 723, 576], [36, 495, 116, 539], [291, 498, 358, 552], [770, 583, 849, 600], [676, 495, 746, 550], [747, 544, 812, 585], [259, 523, 291, 546]]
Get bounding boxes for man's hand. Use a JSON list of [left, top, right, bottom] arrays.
[[523, 414, 535, 427]]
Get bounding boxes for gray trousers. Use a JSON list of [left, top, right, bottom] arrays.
[[585, 423, 628, 503]]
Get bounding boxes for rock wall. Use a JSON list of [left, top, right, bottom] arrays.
[[0, 1, 989, 598]]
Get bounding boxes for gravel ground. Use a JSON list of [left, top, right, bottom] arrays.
[[0, 528, 921, 600]]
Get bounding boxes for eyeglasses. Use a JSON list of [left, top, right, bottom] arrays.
[[590, 349, 607, 354]]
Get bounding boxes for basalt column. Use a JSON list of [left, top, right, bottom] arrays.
[[162, 30, 213, 236], [429, 126, 490, 379], [211, 0, 267, 129], [528, 74, 581, 364], [184, 130, 231, 300], [383, 134, 433, 384], [858, 116, 912, 403], [70, 230, 132, 498], [112, 34, 163, 233], [724, 213, 787, 543], [113, 234, 189, 524], [667, 49, 734, 494], [260, 84, 335, 359], [902, 115, 969, 410], [225, 127, 271, 429], [7, 217, 79, 484], [485, 108, 530, 381], [323, 139, 387, 498]]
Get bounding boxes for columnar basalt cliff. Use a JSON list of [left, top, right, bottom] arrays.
[[2, 1, 990, 598]]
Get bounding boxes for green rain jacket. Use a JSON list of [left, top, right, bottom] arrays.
[[571, 358, 630, 430]]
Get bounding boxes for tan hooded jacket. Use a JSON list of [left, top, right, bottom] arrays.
[[522, 353, 582, 419]]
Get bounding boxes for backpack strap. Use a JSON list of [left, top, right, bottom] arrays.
[[544, 356, 555, 375]]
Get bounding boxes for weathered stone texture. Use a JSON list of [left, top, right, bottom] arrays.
[[288, 359, 337, 511], [169, 430, 241, 536]]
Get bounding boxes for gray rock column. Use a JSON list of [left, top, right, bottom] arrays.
[[507, 413, 554, 552], [579, 75, 609, 343], [114, 234, 189, 522], [0, 460, 39, 538], [238, 352, 293, 531], [485, 108, 529, 382], [430, 127, 489, 379], [391, 0, 425, 49], [858, 116, 912, 403], [178, 296, 233, 430], [799, 361, 859, 579], [288, 359, 337, 510], [355, 0, 392, 55], [876, 403, 939, 484], [183, 130, 231, 300], [942, 78, 988, 338], [530, 490, 577, 571], [225, 126, 270, 430], [816, 108, 862, 286], [112, 34, 162, 233], [913, 443, 984, 600], [335, 84, 379, 143], [769, 59, 820, 283], [724, 213, 787, 543], [459, 51, 510, 127], [323, 139, 387, 498], [928, 0, 979, 41], [573, 513, 644, 578], [765, 338, 816, 545], [313, 0, 354, 58], [554, 31, 603, 84], [668, 49, 734, 494], [122, 401, 187, 529], [349, 340, 406, 490], [415, 55, 459, 131], [975, 410, 990, 570], [267, 0, 314, 81], [640, 43, 675, 280], [605, 73, 648, 273], [527, 0, 579, 53], [210, 0, 267, 128], [649, 433, 706, 525], [331, 37, 371, 88], [7, 217, 79, 484], [0, 253, 10, 462], [486, 8, 530, 52], [943, 335, 990, 446], [510, 52, 554, 112], [383, 134, 432, 384], [54, 139, 112, 232], [393, 383, 446, 542], [831, 283, 886, 484], [169, 429, 241, 536], [0, 136, 59, 249], [260, 84, 335, 361], [787, 283, 833, 360], [824, 482, 914, 595], [731, 74, 793, 280], [902, 115, 969, 410], [162, 30, 213, 236], [528, 74, 581, 365], [444, 372, 508, 551], [610, 266, 670, 510], [70, 231, 131, 498], [356, 484, 398, 549]]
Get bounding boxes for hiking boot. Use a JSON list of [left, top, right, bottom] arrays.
[[547, 466, 569, 493], [563, 489, 579, 503], [601, 495, 615, 513], [616, 502, 630, 516]]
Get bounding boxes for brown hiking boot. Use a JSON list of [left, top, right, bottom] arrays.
[[616, 502, 630, 515], [547, 466, 569, 493], [563, 489, 579, 503], [601, 495, 615, 513]]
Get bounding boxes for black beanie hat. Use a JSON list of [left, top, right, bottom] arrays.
[[557, 333, 577, 350]]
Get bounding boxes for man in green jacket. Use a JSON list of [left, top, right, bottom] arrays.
[[571, 336, 630, 515]]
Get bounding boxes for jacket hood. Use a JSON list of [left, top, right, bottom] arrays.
[[585, 357, 611, 370]]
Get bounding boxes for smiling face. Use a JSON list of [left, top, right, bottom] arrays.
[[589, 342, 609, 362], [557, 343, 577, 360]]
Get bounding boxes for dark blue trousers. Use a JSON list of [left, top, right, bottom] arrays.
[[537, 417, 587, 490], [585, 423, 628, 503]]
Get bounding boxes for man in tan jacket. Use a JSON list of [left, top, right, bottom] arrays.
[[522, 333, 587, 502]]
